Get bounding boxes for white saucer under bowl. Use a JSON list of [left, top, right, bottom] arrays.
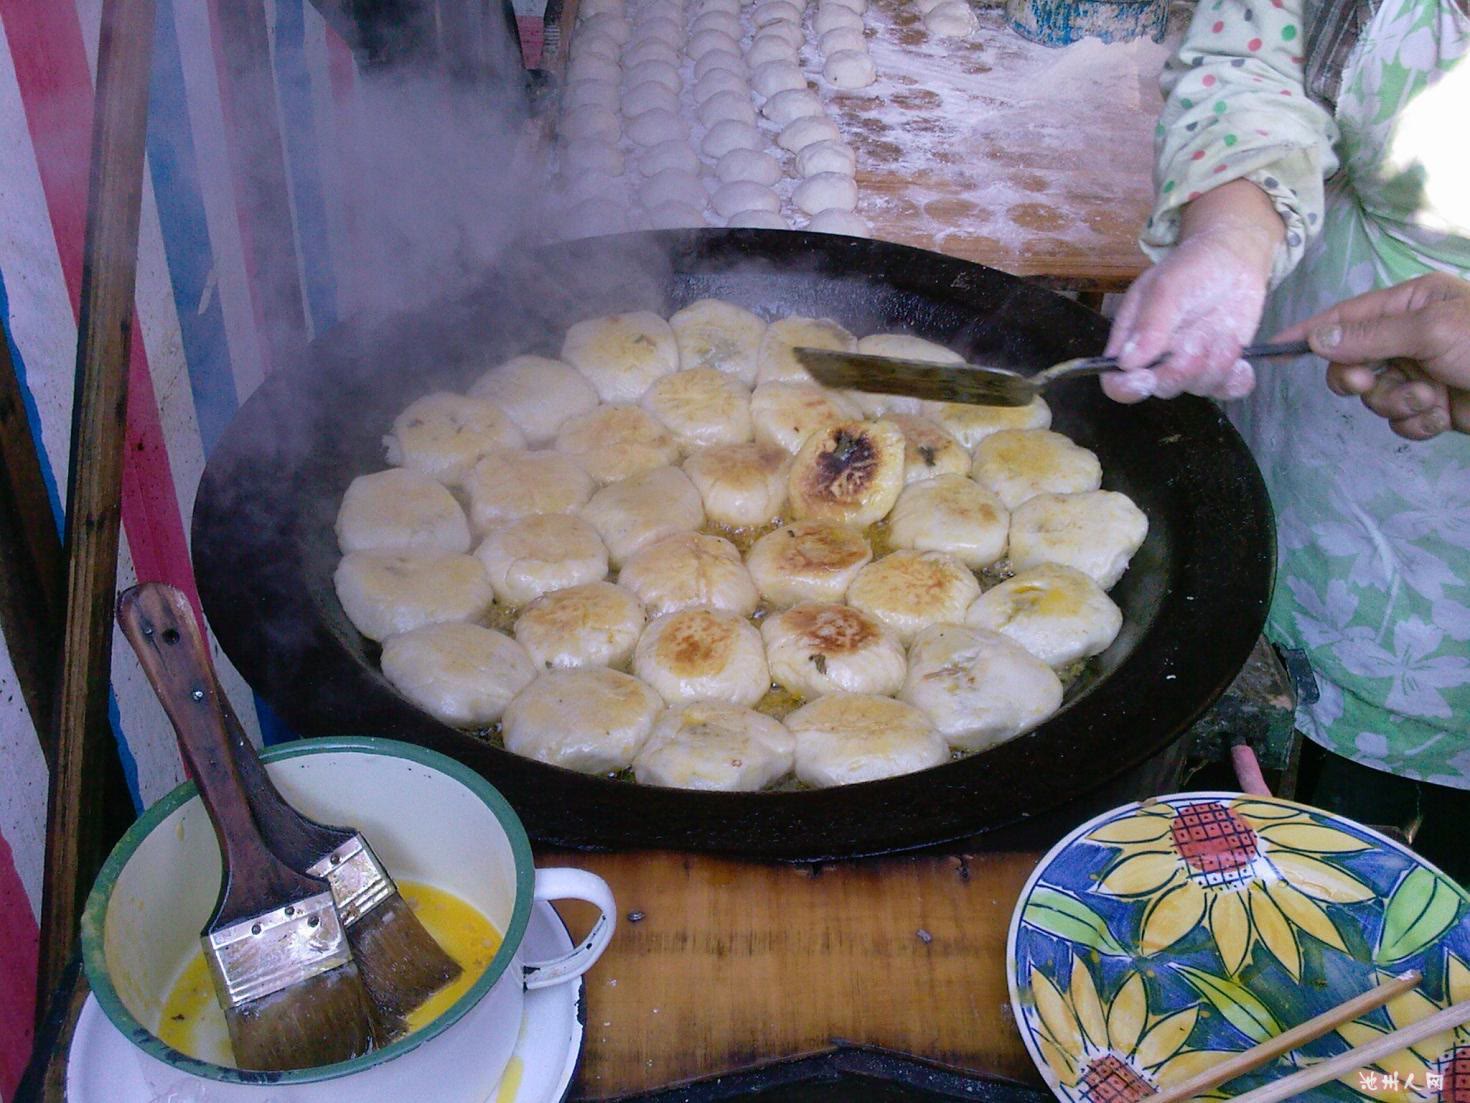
[[68, 900, 585, 1103]]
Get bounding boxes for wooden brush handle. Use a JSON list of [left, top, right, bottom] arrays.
[[117, 584, 326, 925]]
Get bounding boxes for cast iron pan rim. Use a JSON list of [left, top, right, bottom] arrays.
[[192, 229, 1273, 860]]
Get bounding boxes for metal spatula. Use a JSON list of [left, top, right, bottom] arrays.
[[795, 339, 1312, 407]]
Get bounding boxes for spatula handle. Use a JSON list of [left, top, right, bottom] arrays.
[[117, 584, 327, 926]]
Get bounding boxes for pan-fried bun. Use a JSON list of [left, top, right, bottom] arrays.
[[474, 514, 609, 606], [901, 624, 1062, 751], [1008, 490, 1147, 590], [633, 607, 770, 707], [745, 519, 872, 606], [561, 311, 680, 403], [335, 468, 470, 555], [682, 441, 791, 527], [971, 429, 1102, 510], [845, 549, 981, 645], [514, 581, 646, 669], [920, 396, 1050, 449], [634, 701, 794, 790], [750, 382, 861, 454], [333, 552, 494, 643], [384, 392, 525, 485], [642, 368, 753, 449], [502, 667, 662, 773], [618, 531, 759, 617], [555, 404, 681, 485], [965, 563, 1121, 667], [885, 474, 1009, 568], [787, 693, 948, 786], [761, 603, 906, 697], [381, 622, 536, 727], [755, 315, 856, 385], [463, 449, 595, 532], [885, 413, 970, 483], [669, 298, 767, 383], [787, 420, 905, 528], [581, 465, 705, 567], [468, 354, 599, 445]]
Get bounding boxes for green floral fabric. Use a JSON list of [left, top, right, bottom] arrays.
[[1144, 0, 1470, 785]]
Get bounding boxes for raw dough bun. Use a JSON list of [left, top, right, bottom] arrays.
[[333, 552, 494, 643], [1007, 490, 1149, 590], [624, 37, 680, 68], [965, 563, 1123, 668], [639, 138, 702, 176], [624, 59, 682, 93], [698, 89, 758, 128], [752, 0, 803, 24], [845, 549, 981, 644], [634, 702, 794, 791], [633, 607, 770, 707], [669, 297, 768, 382], [813, 4, 863, 34], [762, 602, 907, 697], [561, 138, 625, 177], [567, 53, 621, 85], [716, 147, 783, 185], [701, 119, 763, 159], [795, 138, 856, 176], [642, 202, 708, 229], [886, 473, 1009, 568], [555, 404, 681, 484], [924, 0, 977, 35], [561, 311, 680, 403], [971, 428, 1103, 510], [687, 28, 738, 56], [463, 448, 595, 530], [579, 12, 630, 42], [914, 0, 947, 12], [756, 314, 856, 385], [886, 413, 969, 481], [695, 68, 750, 103], [581, 465, 706, 566], [682, 440, 792, 526], [818, 25, 866, 53], [902, 625, 1062, 751], [502, 667, 661, 773], [626, 107, 688, 147], [690, 9, 741, 35], [728, 209, 789, 229], [561, 197, 630, 239], [571, 32, 620, 63], [755, 21, 804, 48], [619, 531, 760, 617], [514, 581, 646, 669], [384, 392, 525, 485], [751, 61, 807, 98], [745, 518, 872, 606], [692, 0, 740, 13], [787, 693, 948, 786], [825, 0, 866, 11], [712, 180, 781, 218], [750, 381, 861, 453], [563, 77, 618, 111], [787, 419, 906, 527], [794, 171, 858, 215], [747, 35, 799, 67], [380, 623, 536, 728], [473, 513, 609, 605], [580, 0, 624, 16], [822, 48, 876, 89], [695, 49, 746, 80], [336, 468, 470, 555], [806, 208, 870, 237], [921, 396, 1051, 448], [639, 168, 707, 211], [468, 353, 600, 445], [778, 115, 842, 152], [641, 367, 754, 448], [638, 16, 685, 45], [761, 88, 824, 125], [623, 80, 681, 118]]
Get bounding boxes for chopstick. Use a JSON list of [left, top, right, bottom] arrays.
[[1229, 995, 1470, 1103], [1149, 972, 1422, 1103]]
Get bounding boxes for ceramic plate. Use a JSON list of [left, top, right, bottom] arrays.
[[1007, 792, 1470, 1102], [68, 900, 584, 1103]]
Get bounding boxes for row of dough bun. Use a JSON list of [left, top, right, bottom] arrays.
[[555, 0, 871, 236]]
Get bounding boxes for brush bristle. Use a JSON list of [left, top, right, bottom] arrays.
[[348, 893, 463, 1020], [224, 960, 382, 1071]]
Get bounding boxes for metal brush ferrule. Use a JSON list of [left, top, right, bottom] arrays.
[[306, 836, 396, 928], [204, 891, 350, 1009]]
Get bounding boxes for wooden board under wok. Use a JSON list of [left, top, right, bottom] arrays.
[[191, 229, 1273, 860]]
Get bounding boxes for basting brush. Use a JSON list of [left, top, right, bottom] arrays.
[[125, 582, 460, 1024], [117, 584, 381, 1071]]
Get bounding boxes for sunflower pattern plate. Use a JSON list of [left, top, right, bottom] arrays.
[[1006, 792, 1470, 1102]]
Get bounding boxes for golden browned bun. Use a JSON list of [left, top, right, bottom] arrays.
[[787, 420, 905, 527]]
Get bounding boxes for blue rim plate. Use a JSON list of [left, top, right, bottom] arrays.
[[1006, 792, 1470, 1102]]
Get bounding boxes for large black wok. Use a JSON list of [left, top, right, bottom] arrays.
[[193, 230, 1273, 860]]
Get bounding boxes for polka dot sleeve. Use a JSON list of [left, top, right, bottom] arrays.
[[1140, 0, 1341, 285]]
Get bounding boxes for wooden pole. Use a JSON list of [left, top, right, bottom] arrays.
[[37, 0, 157, 1015]]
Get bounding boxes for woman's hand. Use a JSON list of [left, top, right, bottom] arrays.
[[1104, 181, 1285, 403], [1275, 272, 1470, 440]]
